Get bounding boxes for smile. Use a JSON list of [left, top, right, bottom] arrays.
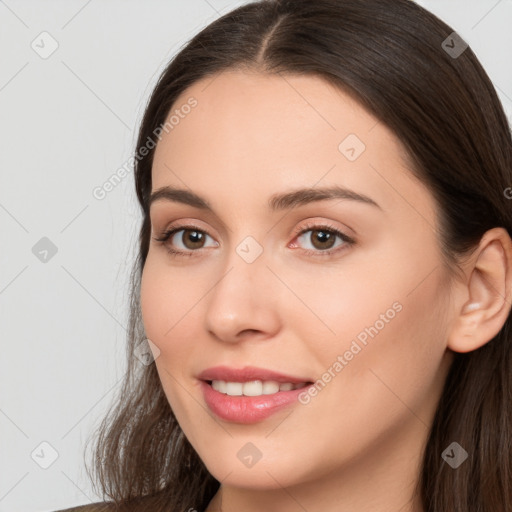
[[200, 380, 315, 424]]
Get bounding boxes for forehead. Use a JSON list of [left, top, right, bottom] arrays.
[[150, 70, 428, 218]]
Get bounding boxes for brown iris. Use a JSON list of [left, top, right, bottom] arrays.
[[308, 229, 336, 250], [180, 229, 206, 250]]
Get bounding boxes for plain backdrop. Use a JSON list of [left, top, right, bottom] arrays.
[[0, 1, 511, 511]]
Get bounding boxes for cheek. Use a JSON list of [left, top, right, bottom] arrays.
[[284, 259, 402, 360], [139, 259, 201, 414], [140, 260, 166, 344], [140, 256, 208, 362], [307, 238, 450, 397], [333, 265, 450, 426], [140, 258, 184, 354]]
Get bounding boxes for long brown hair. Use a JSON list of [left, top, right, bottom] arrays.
[[84, 1, 512, 510]]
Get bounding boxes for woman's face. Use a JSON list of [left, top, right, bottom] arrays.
[[140, 70, 455, 493]]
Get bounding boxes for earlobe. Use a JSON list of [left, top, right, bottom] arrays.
[[447, 228, 512, 354]]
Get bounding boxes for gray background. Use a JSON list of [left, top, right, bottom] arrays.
[[0, 1, 511, 511]]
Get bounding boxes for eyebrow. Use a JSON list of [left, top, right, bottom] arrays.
[[148, 185, 382, 212]]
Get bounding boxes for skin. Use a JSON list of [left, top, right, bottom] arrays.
[[139, 70, 512, 512]]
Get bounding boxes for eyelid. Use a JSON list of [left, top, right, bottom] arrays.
[[291, 218, 354, 238], [152, 218, 216, 239]]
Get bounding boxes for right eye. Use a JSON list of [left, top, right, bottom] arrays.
[[153, 224, 219, 257]]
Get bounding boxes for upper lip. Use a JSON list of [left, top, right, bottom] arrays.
[[197, 365, 313, 384]]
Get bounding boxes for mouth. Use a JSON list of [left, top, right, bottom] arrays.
[[196, 365, 316, 423], [199, 379, 316, 424], [203, 379, 314, 397]]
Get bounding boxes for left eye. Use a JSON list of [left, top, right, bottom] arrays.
[[292, 225, 355, 255]]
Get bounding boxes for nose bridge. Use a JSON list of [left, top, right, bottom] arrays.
[[203, 231, 278, 341], [214, 233, 268, 308]]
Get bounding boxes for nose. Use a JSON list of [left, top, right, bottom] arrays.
[[203, 244, 281, 344]]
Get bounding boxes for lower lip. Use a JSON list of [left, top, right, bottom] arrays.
[[200, 380, 312, 424]]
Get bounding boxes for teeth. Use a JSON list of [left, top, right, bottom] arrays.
[[210, 380, 307, 396], [262, 381, 280, 394]]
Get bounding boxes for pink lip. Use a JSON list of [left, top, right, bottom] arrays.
[[197, 365, 314, 424], [197, 365, 311, 383], [199, 380, 313, 424]]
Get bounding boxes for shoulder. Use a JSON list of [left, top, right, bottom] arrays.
[[53, 503, 118, 512], [51, 490, 178, 512]]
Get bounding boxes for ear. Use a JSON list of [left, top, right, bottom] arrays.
[[447, 227, 512, 354]]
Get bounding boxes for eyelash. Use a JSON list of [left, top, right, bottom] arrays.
[[152, 221, 356, 259]]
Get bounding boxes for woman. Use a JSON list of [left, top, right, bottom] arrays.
[[56, 0, 512, 510]]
